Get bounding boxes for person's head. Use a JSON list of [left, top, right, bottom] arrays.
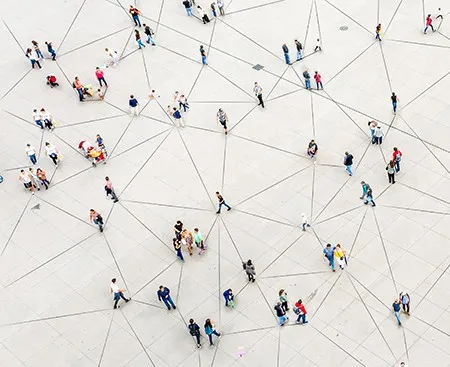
[[135, 29, 139, 34], [97, 89, 101, 93], [336, 244, 341, 248], [345, 151, 349, 156], [428, 14, 431, 17], [105, 48, 109, 52], [20, 169, 24, 173], [254, 82, 258, 85], [96, 67, 100, 70], [218, 108, 223, 113], [32, 40, 37, 45], [189, 318, 194, 324], [279, 289, 284, 296], [228, 288, 232, 293], [393, 147, 398, 151], [276, 302, 281, 306], [26, 143, 31, 147], [395, 298, 399, 303], [315, 71, 318, 74], [216, 191, 220, 195], [295, 39, 298, 43], [37, 168, 42, 173], [45, 41, 49, 45], [316, 38, 319, 41], [361, 181, 365, 185], [400, 362, 405, 366], [159, 285, 164, 290], [311, 139, 315, 143], [177, 220, 182, 225], [392, 92, 396, 96], [105, 176, 110, 181], [247, 259, 252, 265], [389, 160, 395, 168], [378, 23, 381, 26], [40, 108, 45, 112], [326, 243, 331, 248], [194, 228, 199, 233], [143, 23, 147, 27], [90, 209, 95, 213], [173, 107, 177, 111], [205, 318, 211, 325], [130, 94, 134, 99], [111, 278, 117, 283], [297, 299, 303, 305], [129, 5, 134, 9], [33, 109, 37, 113], [29, 167, 33, 172], [75, 76, 79, 80], [45, 142, 50, 146]]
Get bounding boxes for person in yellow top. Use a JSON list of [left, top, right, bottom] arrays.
[[334, 244, 347, 270]]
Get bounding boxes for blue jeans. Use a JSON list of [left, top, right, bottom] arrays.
[[392, 101, 397, 112], [296, 314, 306, 323], [365, 195, 376, 206], [424, 25, 435, 33], [35, 119, 44, 129], [217, 201, 231, 213], [29, 154, 37, 165], [394, 311, 401, 325], [176, 248, 184, 261], [186, 7, 193, 15], [208, 330, 220, 345], [35, 49, 44, 59], [305, 79, 310, 89], [76, 88, 84, 101], [137, 39, 145, 48], [162, 296, 176, 309], [49, 50, 56, 60], [297, 51, 302, 60], [30, 59, 41, 69], [326, 257, 335, 271], [394, 159, 400, 172], [202, 55, 207, 65], [146, 35, 156, 45], [345, 165, 352, 175], [278, 315, 287, 326], [133, 15, 141, 27], [284, 52, 290, 64]]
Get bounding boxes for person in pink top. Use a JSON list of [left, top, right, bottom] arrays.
[[95, 67, 108, 87], [424, 14, 435, 33], [314, 71, 323, 90]]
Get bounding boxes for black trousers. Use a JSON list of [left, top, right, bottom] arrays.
[[114, 292, 128, 308], [257, 94, 264, 108], [388, 173, 395, 184], [402, 303, 409, 313]]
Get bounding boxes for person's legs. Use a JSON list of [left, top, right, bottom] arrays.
[[50, 153, 58, 165], [167, 295, 176, 308], [41, 179, 49, 189], [297, 51, 302, 60], [329, 258, 335, 271], [431, 24, 435, 32], [257, 94, 264, 107], [187, 7, 192, 16], [195, 333, 201, 345], [217, 202, 223, 213], [114, 294, 120, 309], [202, 56, 207, 65], [208, 334, 213, 345], [224, 297, 229, 307], [29, 154, 37, 165], [162, 298, 171, 309], [395, 160, 400, 172], [36, 60, 42, 69], [346, 165, 352, 175], [406, 304, 409, 314], [119, 292, 129, 302], [77, 88, 84, 101], [36, 49, 44, 59], [305, 79, 310, 89], [223, 201, 231, 210], [395, 311, 401, 325], [44, 119, 53, 130], [284, 53, 290, 64], [212, 330, 220, 337], [35, 119, 44, 129], [319, 82, 323, 89], [393, 101, 397, 113]]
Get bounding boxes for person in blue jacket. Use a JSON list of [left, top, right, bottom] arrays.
[[204, 319, 221, 346], [323, 243, 336, 272], [157, 285, 176, 310], [223, 289, 235, 308]]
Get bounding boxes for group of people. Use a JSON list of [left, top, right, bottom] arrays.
[[173, 220, 206, 261], [182, 1, 226, 21], [72, 69, 108, 102], [25, 40, 56, 69], [32, 108, 53, 130], [281, 38, 321, 64], [18, 167, 50, 193], [274, 292, 308, 326]]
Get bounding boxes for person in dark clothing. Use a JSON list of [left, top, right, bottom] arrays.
[[188, 319, 202, 348], [307, 140, 318, 158], [399, 292, 410, 315], [215, 191, 231, 213], [174, 220, 183, 240], [223, 289, 234, 307], [294, 39, 302, 60], [343, 151, 354, 176], [393, 299, 401, 325], [243, 259, 256, 282], [183, 0, 193, 16], [45, 41, 56, 60], [391, 92, 399, 114], [274, 302, 288, 326], [143, 24, 156, 45], [157, 286, 176, 310], [282, 43, 290, 64], [303, 70, 311, 89]]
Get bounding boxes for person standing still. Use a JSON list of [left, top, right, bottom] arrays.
[[19, 170, 34, 194], [243, 259, 256, 282], [216, 191, 231, 213], [386, 161, 396, 184], [174, 238, 185, 262], [223, 288, 235, 307], [110, 278, 130, 309], [374, 125, 383, 144], [183, 0, 193, 16], [393, 299, 402, 325], [399, 292, 410, 315], [188, 319, 202, 348], [157, 285, 177, 310], [200, 45, 208, 65], [301, 213, 310, 231], [95, 67, 107, 87], [171, 107, 185, 127], [105, 176, 119, 202], [194, 228, 206, 254], [26, 144, 38, 165], [392, 147, 402, 172], [217, 0, 225, 15], [32, 109, 44, 129], [323, 243, 336, 272], [26, 48, 41, 69], [211, 2, 217, 17], [129, 6, 142, 27], [314, 71, 323, 89], [279, 289, 289, 311], [391, 92, 399, 113], [282, 44, 290, 65], [274, 302, 288, 326], [314, 38, 322, 52], [294, 39, 303, 60], [343, 151, 353, 176], [253, 82, 264, 108], [216, 108, 229, 134], [424, 14, 435, 33], [303, 70, 311, 90], [129, 95, 139, 115], [73, 76, 84, 101]]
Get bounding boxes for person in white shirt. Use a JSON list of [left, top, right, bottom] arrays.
[[437, 8, 443, 20], [374, 126, 384, 145], [314, 38, 322, 52], [25, 143, 38, 165], [28, 168, 41, 190], [217, 0, 225, 15], [301, 213, 310, 231], [253, 82, 264, 108], [45, 142, 59, 166], [40, 108, 53, 130], [105, 48, 119, 67], [110, 278, 130, 309], [32, 109, 44, 129], [19, 169, 34, 193]]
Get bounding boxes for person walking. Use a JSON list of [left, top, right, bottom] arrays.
[[343, 151, 353, 176], [393, 299, 402, 325], [25, 144, 38, 165], [28, 168, 40, 191], [314, 38, 322, 52], [399, 292, 410, 315], [183, 0, 193, 16], [181, 228, 194, 256], [105, 48, 119, 67], [282, 43, 290, 65], [279, 289, 289, 311], [171, 107, 185, 127], [360, 181, 370, 200], [143, 24, 156, 45], [368, 120, 377, 140], [243, 259, 256, 282], [437, 8, 444, 20], [374, 125, 384, 144], [204, 319, 221, 346], [253, 82, 264, 108], [294, 299, 308, 324], [335, 244, 347, 270], [274, 302, 288, 326], [105, 176, 119, 202], [174, 220, 184, 240], [314, 71, 323, 90], [25, 48, 42, 69], [393, 147, 402, 172], [391, 92, 399, 113], [375, 23, 382, 41], [173, 238, 185, 262], [386, 161, 396, 184], [216, 108, 229, 134], [135, 30, 146, 49], [303, 70, 311, 90], [45, 41, 56, 60], [110, 278, 130, 309], [19, 170, 34, 194], [211, 2, 217, 17], [129, 6, 142, 27], [32, 109, 44, 129], [294, 39, 303, 60], [188, 319, 202, 348], [45, 142, 59, 166], [200, 45, 208, 65], [197, 5, 210, 23], [95, 67, 107, 87], [323, 243, 336, 272], [216, 191, 231, 213], [194, 228, 206, 254], [223, 288, 235, 308], [73, 76, 84, 101], [301, 213, 310, 231], [157, 285, 177, 310], [90, 209, 104, 232], [40, 108, 53, 130], [36, 168, 50, 189], [129, 95, 139, 115], [424, 14, 435, 33], [364, 186, 376, 207], [307, 139, 318, 158], [217, 0, 225, 15]]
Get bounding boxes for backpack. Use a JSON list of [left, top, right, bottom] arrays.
[[188, 324, 197, 336], [293, 306, 300, 315]]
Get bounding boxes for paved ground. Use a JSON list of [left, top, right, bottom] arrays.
[[1, 0, 450, 366]]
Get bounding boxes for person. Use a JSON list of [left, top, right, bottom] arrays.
[[173, 238, 184, 262], [303, 70, 311, 90], [171, 107, 185, 127], [368, 120, 377, 140], [28, 168, 40, 191], [183, 0, 193, 16], [364, 186, 376, 207], [437, 7, 443, 20], [274, 302, 288, 326], [343, 151, 353, 176], [25, 143, 37, 165], [314, 38, 322, 51], [216, 191, 231, 213], [217, 108, 229, 134], [393, 299, 402, 325], [374, 125, 383, 144], [391, 92, 399, 114], [105, 176, 119, 202], [181, 228, 194, 256], [360, 181, 370, 200], [110, 278, 130, 309], [243, 259, 256, 282], [97, 89, 104, 100], [386, 160, 396, 184], [90, 209, 104, 232], [46, 74, 59, 87], [105, 48, 119, 67], [95, 67, 107, 87], [188, 319, 202, 348], [197, 5, 210, 23], [314, 71, 323, 89], [40, 108, 53, 130], [32, 109, 44, 129], [157, 286, 177, 310], [282, 43, 290, 65], [129, 5, 142, 27], [424, 14, 435, 33], [204, 319, 221, 345], [335, 244, 347, 270], [143, 24, 156, 45], [279, 289, 289, 311], [174, 220, 184, 240], [45, 41, 56, 60], [45, 142, 59, 166], [399, 362, 408, 367], [194, 228, 206, 254], [223, 289, 235, 308], [31, 40, 44, 59], [19, 170, 34, 194], [178, 94, 189, 112], [399, 292, 410, 315], [210, 2, 217, 17], [375, 23, 382, 41], [393, 147, 402, 172], [323, 243, 336, 272], [294, 299, 308, 324], [135, 29, 146, 49], [200, 45, 207, 65], [37, 168, 49, 190], [25, 48, 42, 69], [294, 39, 302, 60], [253, 82, 264, 108], [96, 134, 106, 151], [301, 213, 310, 231], [307, 139, 318, 158], [217, 0, 225, 15], [73, 76, 84, 101], [129, 95, 139, 115]]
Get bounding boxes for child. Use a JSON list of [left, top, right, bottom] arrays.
[[97, 89, 104, 100]]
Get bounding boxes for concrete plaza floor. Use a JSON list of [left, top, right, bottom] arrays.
[[1, 0, 450, 366]]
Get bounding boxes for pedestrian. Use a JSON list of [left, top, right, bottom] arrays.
[[282, 43, 290, 65], [211, 2, 217, 17], [46, 74, 59, 88], [424, 14, 435, 33], [173, 238, 185, 262], [364, 186, 376, 207], [194, 228, 206, 254], [392, 299, 402, 325], [129, 6, 142, 27], [204, 319, 221, 345], [399, 362, 408, 367], [129, 95, 139, 115], [171, 107, 185, 127], [243, 259, 256, 282], [323, 243, 336, 272], [437, 8, 444, 20], [105, 48, 119, 67], [253, 82, 264, 108], [391, 92, 399, 113], [301, 213, 310, 231], [110, 278, 130, 309], [314, 38, 322, 52], [314, 71, 323, 89], [36, 168, 49, 189], [174, 220, 184, 240], [45, 41, 56, 60], [303, 70, 311, 90], [104, 176, 119, 202], [96, 134, 106, 152], [216, 191, 231, 213], [375, 23, 382, 41], [149, 89, 159, 100], [181, 228, 194, 256], [393, 147, 402, 172], [216, 108, 229, 134], [183, 0, 193, 16], [294, 39, 302, 60], [197, 5, 210, 23], [335, 244, 347, 270], [307, 139, 318, 158], [90, 209, 104, 232], [32, 109, 44, 129], [279, 289, 289, 311], [343, 151, 353, 176], [274, 302, 288, 326], [19, 169, 34, 194], [223, 288, 235, 308], [73, 77, 84, 102], [399, 292, 410, 315], [25, 144, 37, 165], [25, 48, 42, 69], [217, 0, 225, 15], [28, 168, 40, 191], [360, 181, 370, 200], [179, 94, 189, 112], [40, 108, 53, 130], [200, 45, 208, 65], [157, 285, 177, 310], [143, 24, 156, 45], [135, 30, 146, 49], [294, 299, 308, 324], [374, 125, 383, 144], [188, 319, 202, 348], [45, 142, 59, 166], [368, 120, 377, 140], [386, 160, 396, 184], [31, 40, 44, 59], [95, 67, 107, 87]]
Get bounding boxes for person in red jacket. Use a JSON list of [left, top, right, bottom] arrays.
[[294, 299, 308, 324], [424, 14, 435, 33], [314, 71, 323, 90], [392, 147, 402, 172]]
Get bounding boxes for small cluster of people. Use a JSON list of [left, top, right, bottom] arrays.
[[188, 318, 221, 348], [184, 1, 226, 22], [78, 134, 108, 166], [19, 167, 50, 193], [73, 71, 108, 102], [166, 91, 189, 127], [32, 108, 53, 130], [323, 243, 347, 272], [393, 292, 410, 326], [25, 40, 56, 69], [302, 70, 323, 90], [281, 38, 321, 64], [274, 290, 308, 326], [173, 221, 206, 261]]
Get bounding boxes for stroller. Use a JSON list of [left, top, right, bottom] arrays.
[[78, 140, 106, 166]]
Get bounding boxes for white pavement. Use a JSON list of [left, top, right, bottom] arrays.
[[1, 0, 450, 366]]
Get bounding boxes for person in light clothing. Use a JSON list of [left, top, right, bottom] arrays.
[[110, 278, 130, 309]]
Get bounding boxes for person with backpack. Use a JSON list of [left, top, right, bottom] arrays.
[[143, 24, 156, 45], [294, 39, 302, 61], [294, 299, 308, 324], [303, 70, 311, 90], [343, 151, 353, 176], [204, 319, 221, 345], [399, 292, 410, 315], [183, 0, 193, 16], [282, 44, 290, 65], [243, 259, 256, 282], [364, 186, 376, 207], [274, 302, 288, 326], [279, 289, 289, 311], [360, 181, 370, 200], [223, 289, 235, 308], [188, 319, 202, 348], [90, 209, 104, 232]]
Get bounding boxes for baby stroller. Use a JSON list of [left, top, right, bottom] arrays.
[[78, 140, 106, 166], [46, 74, 59, 88]]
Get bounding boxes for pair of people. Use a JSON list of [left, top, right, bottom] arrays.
[[33, 108, 53, 130], [188, 318, 221, 347], [323, 243, 347, 271]]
